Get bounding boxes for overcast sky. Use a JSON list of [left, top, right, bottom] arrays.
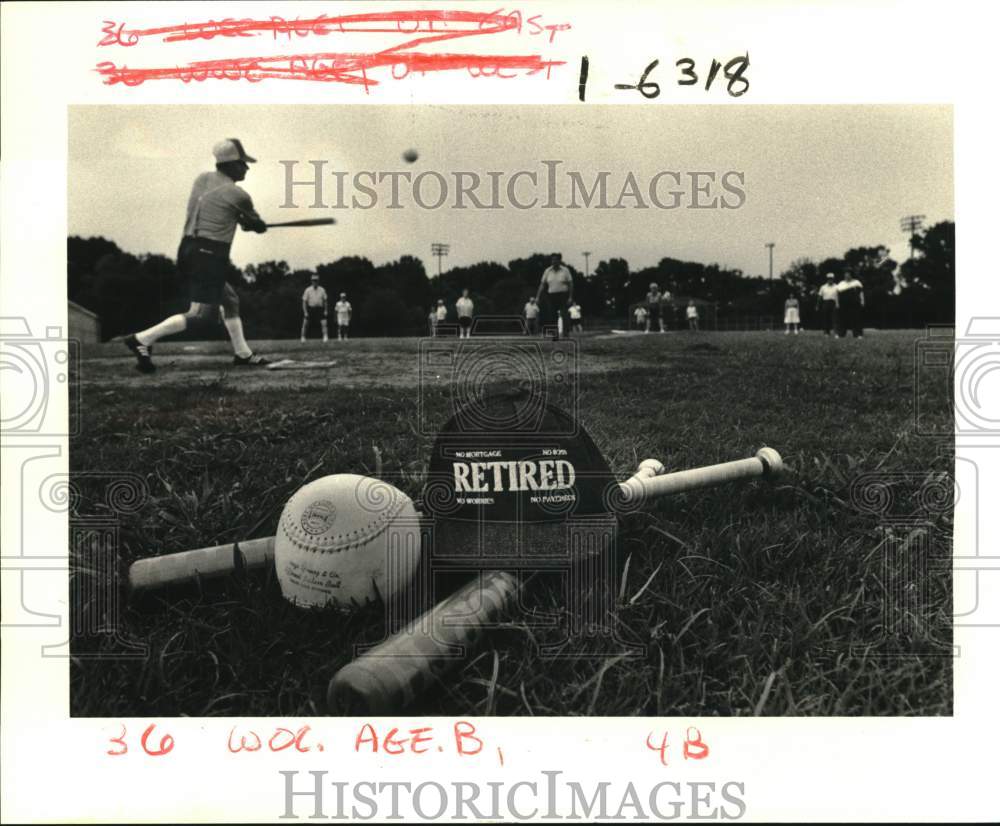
[[68, 105, 952, 277]]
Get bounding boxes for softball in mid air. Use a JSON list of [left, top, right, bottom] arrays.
[[402, 148, 419, 163], [274, 474, 422, 610]]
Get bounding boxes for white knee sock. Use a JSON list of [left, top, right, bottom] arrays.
[[136, 314, 186, 345], [223, 316, 252, 358]]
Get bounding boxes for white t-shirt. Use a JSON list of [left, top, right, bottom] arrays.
[[456, 297, 474, 318], [540, 265, 572, 294], [524, 302, 539, 319], [435, 305, 448, 321], [686, 304, 699, 319], [302, 285, 328, 308], [818, 283, 839, 301], [334, 299, 352, 322], [568, 305, 582, 320], [634, 307, 648, 322]]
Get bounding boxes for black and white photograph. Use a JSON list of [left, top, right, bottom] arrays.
[[5, 2, 998, 821], [66, 104, 955, 717]]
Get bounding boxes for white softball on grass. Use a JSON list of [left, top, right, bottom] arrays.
[[275, 474, 422, 610]]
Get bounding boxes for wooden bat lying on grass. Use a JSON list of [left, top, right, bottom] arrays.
[[325, 448, 783, 713], [128, 448, 782, 591]]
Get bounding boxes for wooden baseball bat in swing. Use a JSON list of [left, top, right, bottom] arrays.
[[325, 448, 784, 714], [264, 218, 337, 228], [126, 448, 783, 593]]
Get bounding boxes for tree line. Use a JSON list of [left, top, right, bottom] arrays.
[[67, 220, 954, 340]]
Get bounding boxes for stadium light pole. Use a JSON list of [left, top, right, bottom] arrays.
[[765, 242, 775, 280], [900, 214, 925, 260], [431, 242, 450, 277], [583, 251, 592, 278]]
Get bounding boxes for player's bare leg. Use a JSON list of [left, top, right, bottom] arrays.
[[322, 318, 329, 343], [300, 316, 308, 342]]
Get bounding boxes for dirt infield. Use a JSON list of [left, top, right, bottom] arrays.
[[78, 334, 680, 391]]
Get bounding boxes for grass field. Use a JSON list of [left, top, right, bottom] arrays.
[[70, 329, 953, 717]]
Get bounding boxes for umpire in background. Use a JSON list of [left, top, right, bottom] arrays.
[[536, 253, 573, 341]]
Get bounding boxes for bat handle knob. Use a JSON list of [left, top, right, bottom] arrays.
[[637, 458, 665, 477], [755, 447, 784, 476]]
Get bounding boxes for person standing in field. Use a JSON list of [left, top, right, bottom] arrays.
[[568, 300, 583, 335], [334, 292, 352, 340], [645, 282, 666, 333], [686, 300, 700, 331], [816, 272, 840, 336], [536, 253, 573, 341], [836, 271, 865, 338], [124, 138, 270, 373], [434, 299, 448, 336], [523, 296, 540, 336], [301, 273, 328, 342], [783, 294, 801, 335], [456, 288, 474, 339], [634, 305, 648, 331]]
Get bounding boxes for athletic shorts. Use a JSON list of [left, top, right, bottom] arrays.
[[337, 315, 350, 327], [459, 316, 472, 330], [784, 308, 801, 324], [648, 304, 661, 321], [307, 306, 326, 325], [178, 236, 231, 305]]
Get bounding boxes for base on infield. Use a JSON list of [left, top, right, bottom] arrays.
[[266, 358, 338, 370]]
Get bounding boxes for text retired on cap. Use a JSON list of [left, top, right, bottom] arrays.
[[453, 459, 576, 493]]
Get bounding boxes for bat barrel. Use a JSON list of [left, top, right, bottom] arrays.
[[265, 218, 336, 228], [617, 447, 782, 507], [327, 571, 520, 714], [128, 536, 275, 592]]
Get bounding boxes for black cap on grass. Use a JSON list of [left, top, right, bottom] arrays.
[[423, 389, 619, 568]]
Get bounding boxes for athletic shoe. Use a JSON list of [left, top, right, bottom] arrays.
[[323, 336, 328, 343], [300, 337, 306, 343], [124, 334, 155, 373], [233, 353, 270, 367]]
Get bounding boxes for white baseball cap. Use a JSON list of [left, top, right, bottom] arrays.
[[212, 138, 256, 164]]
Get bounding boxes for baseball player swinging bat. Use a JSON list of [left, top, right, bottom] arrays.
[[128, 448, 782, 591]]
